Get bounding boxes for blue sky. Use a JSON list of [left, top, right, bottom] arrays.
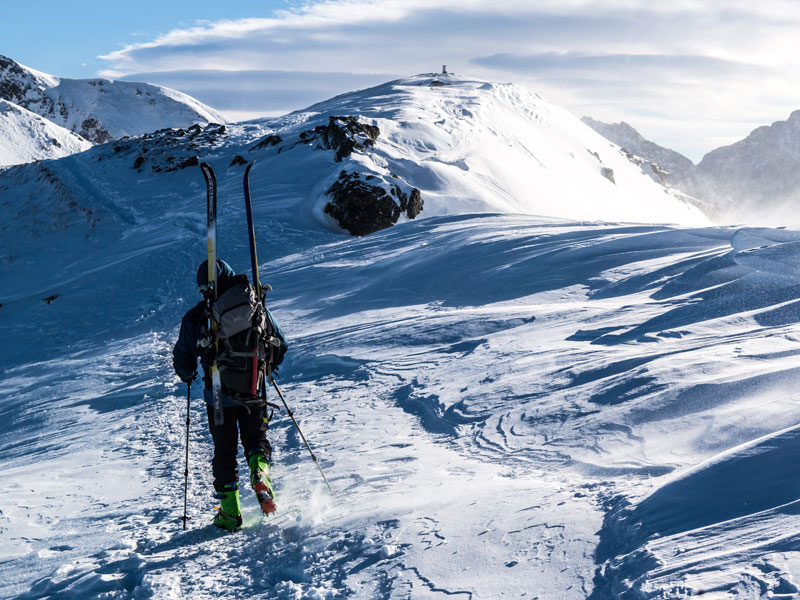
[[2, 1, 296, 77], [5, 1, 800, 161]]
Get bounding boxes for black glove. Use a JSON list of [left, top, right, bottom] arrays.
[[180, 371, 197, 384]]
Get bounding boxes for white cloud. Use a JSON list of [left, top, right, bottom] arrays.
[[98, 0, 800, 161]]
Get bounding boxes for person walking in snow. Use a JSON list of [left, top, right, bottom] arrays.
[[172, 259, 288, 531]]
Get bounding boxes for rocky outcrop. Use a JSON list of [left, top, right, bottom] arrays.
[[249, 134, 282, 153], [325, 170, 423, 236], [249, 117, 379, 163], [247, 115, 419, 235], [304, 116, 380, 161], [79, 118, 112, 145], [116, 123, 227, 173]]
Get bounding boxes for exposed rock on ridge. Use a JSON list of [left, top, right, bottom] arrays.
[[325, 170, 422, 236]]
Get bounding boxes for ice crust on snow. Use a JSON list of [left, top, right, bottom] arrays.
[[1, 72, 800, 599]]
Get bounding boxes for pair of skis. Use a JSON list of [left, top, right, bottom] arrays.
[[200, 161, 260, 426], [198, 161, 334, 496]]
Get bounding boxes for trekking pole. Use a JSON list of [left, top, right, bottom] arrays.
[[270, 378, 334, 495], [180, 382, 192, 529]]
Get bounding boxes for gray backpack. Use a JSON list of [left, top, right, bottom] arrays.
[[212, 274, 271, 401]]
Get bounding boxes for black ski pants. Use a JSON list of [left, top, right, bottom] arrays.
[[206, 405, 272, 493]]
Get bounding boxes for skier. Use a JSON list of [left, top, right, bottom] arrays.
[[172, 258, 288, 531]]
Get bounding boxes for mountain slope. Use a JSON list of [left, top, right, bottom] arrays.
[[0, 55, 226, 144], [0, 99, 92, 166], [3, 209, 800, 598], [290, 73, 708, 227], [581, 116, 695, 178], [678, 110, 800, 225]]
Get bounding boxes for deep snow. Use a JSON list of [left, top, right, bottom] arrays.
[[2, 74, 799, 600]]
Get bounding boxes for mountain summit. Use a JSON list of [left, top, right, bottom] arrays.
[[243, 72, 710, 232]]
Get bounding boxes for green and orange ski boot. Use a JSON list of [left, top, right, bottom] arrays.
[[212, 483, 242, 531], [247, 450, 276, 515]]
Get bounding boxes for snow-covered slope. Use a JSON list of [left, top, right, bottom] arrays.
[[678, 110, 800, 226], [0, 99, 92, 166], [581, 116, 695, 178], [287, 73, 708, 227], [3, 73, 798, 599], [0, 55, 226, 144]]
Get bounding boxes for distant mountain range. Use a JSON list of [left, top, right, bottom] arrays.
[[581, 117, 694, 179], [0, 55, 225, 166], [583, 114, 800, 226]]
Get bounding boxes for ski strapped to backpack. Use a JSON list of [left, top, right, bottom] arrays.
[[198, 161, 286, 409], [242, 160, 284, 406], [200, 162, 224, 425]]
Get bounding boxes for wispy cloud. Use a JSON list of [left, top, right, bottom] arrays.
[[98, 0, 800, 160], [122, 69, 401, 120]]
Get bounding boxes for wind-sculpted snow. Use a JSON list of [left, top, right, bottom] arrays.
[[5, 204, 800, 597]]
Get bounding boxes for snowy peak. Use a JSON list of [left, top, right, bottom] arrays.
[[0, 55, 59, 101], [241, 72, 710, 231], [0, 54, 226, 145]]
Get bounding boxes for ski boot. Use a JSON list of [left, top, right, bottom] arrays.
[[212, 482, 242, 531], [247, 449, 276, 515]]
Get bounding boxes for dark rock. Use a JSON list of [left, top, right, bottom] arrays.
[[42, 294, 59, 305], [179, 156, 199, 169], [405, 189, 423, 219], [79, 117, 112, 144], [295, 116, 380, 162], [324, 170, 423, 236], [250, 134, 283, 152], [133, 156, 145, 169], [320, 116, 379, 162], [229, 155, 248, 167], [601, 167, 616, 184]]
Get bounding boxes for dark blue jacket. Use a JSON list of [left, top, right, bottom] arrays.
[[173, 300, 288, 406]]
